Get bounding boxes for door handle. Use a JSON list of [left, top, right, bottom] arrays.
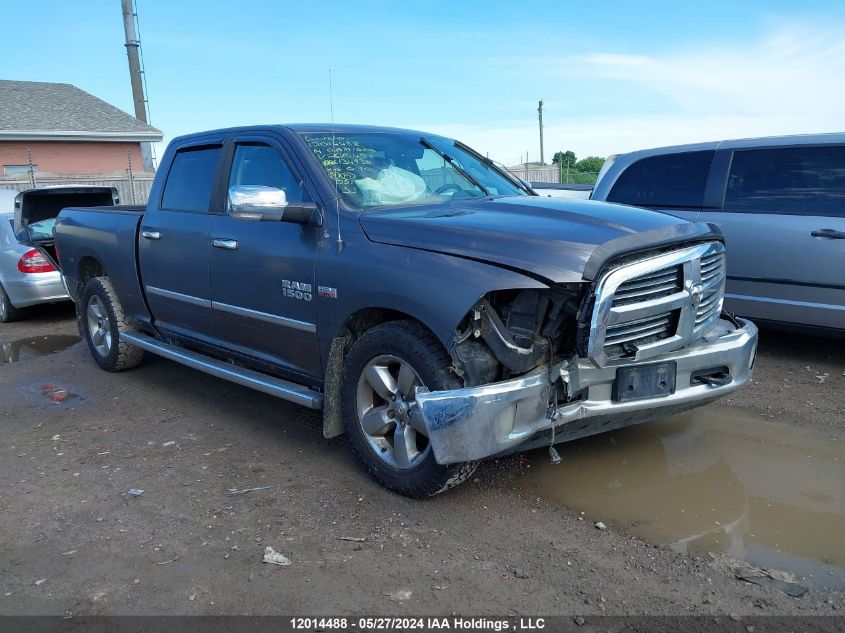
[[141, 229, 161, 240], [212, 238, 239, 250], [811, 229, 845, 239]]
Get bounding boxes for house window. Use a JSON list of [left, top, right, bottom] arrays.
[[3, 164, 38, 175]]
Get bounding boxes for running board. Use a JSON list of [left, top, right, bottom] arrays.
[[121, 332, 323, 409]]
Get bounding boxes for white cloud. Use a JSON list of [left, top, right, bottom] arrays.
[[420, 22, 845, 164], [574, 25, 845, 119]]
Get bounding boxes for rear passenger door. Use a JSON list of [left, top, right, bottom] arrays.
[[701, 144, 845, 329], [209, 136, 322, 380], [139, 142, 222, 345], [604, 150, 716, 223]]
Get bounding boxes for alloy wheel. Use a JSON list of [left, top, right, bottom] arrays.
[[355, 354, 430, 469], [86, 295, 112, 357]]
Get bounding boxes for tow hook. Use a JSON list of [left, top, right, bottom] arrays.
[[691, 367, 733, 387], [699, 374, 733, 387]]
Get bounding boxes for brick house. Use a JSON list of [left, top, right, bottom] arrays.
[[0, 80, 162, 199]]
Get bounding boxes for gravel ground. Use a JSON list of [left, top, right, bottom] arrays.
[[0, 305, 842, 616], [721, 326, 845, 432]]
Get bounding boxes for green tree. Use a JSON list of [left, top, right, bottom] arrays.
[[552, 150, 576, 166], [573, 156, 604, 174]]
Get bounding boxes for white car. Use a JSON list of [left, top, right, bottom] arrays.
[[529, 182, 593, 199]]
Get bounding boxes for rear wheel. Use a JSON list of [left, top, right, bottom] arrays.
[[79, 277, 144, 371], [342, 320, 477, 497], [0, 283, 20, 323]]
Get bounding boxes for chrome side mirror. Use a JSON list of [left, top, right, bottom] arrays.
[[226, 185, 319, 224], [227, 185, 287, 221]]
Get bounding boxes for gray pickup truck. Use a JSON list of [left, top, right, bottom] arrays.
[[35, 124, 758, 497]]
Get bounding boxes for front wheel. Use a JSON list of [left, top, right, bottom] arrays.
[[79, 277, 145, 371], [342, 320, 477, 497]]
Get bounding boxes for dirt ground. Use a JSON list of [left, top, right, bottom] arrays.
[[0, 303, 843, 616]]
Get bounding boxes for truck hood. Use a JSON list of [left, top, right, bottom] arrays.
[[358, 196, 722, 283]]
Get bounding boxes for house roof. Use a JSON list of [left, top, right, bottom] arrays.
[[0, 80, 162, 142]]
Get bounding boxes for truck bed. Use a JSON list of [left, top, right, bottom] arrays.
[[54, 205, 149, 322], [31, 206, 144, 265]]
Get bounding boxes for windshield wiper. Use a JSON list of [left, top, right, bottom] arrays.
[[419, 137, 489, 196], [453, 140, 535, 195]]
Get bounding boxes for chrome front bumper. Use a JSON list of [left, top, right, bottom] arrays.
[[416, 317, 758, 465]]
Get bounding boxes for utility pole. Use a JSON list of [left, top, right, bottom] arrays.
[[537, 99, 545, 164], [121, 0, 147, 123], [121, 0, 154, 170]]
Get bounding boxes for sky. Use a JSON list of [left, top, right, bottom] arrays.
[[2, 0, 844, 166]]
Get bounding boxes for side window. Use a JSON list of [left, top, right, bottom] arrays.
[[161, 145, 222, 212], [725, 145, 845, 217], [607, 150, 715, 208], [228, 144, 310, 204]]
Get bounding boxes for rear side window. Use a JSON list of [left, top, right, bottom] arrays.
[[607, 150, 715, 208], [725, 145, 845, 217], [161, 145, 222, 211]]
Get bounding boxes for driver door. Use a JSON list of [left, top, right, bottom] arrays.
[[209, 137, 322, 380]]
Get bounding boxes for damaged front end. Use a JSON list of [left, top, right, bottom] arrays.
[[417, 316, 757, 464], [449, 286, 584, 387], [413, 241, 759, 465]]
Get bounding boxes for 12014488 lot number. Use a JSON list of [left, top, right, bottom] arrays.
[[291, 617, 519, 630]]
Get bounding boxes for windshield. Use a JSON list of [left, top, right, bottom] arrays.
[[302, 132, 527, 209]]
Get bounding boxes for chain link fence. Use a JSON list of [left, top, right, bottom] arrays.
[[560, 170, 600, 186], [506, 164, 600, 186], [0, 173, 155, 205]]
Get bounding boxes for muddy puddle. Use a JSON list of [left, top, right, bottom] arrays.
[[0, 335, 80, 364], [519, 406, 845, 588]]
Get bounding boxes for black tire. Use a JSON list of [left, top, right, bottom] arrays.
[[0, 283, 20, 323], [79, 277, 145, 371], [342, 320, 477, 497]]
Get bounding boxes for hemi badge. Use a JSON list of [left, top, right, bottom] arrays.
[[318, 286, 338, 299]]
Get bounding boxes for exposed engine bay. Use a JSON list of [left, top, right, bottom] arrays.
[[450, 286, 586, 387]]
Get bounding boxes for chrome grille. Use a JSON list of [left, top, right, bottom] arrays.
[[612, 265, 683, 306], [587, 242, 727, 367], [603, 264, 680, 358], [695, 251, 726, 327], [604, 312, 674, 348]]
